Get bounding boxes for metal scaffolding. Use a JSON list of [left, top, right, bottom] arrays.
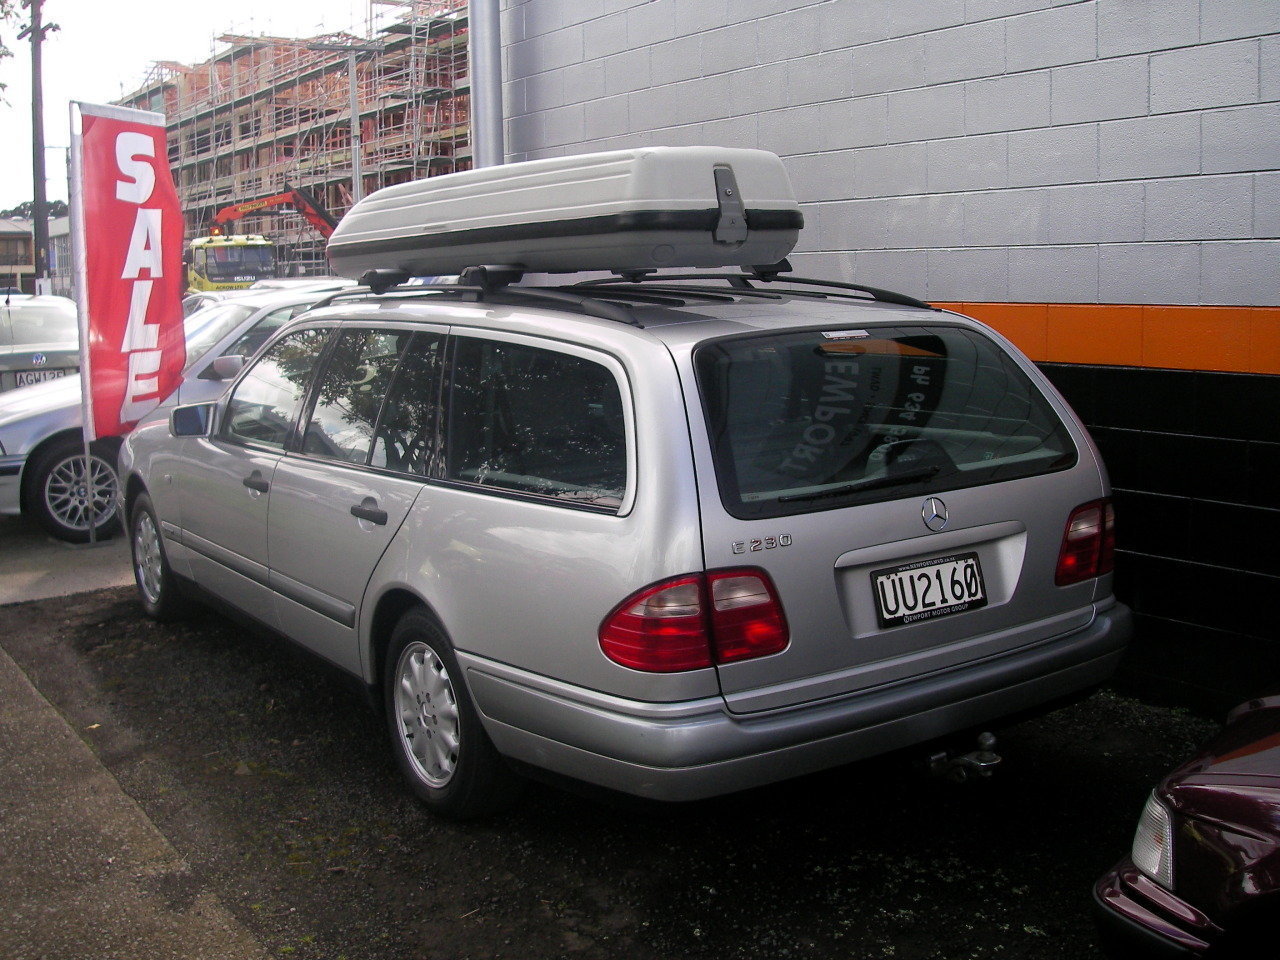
[[120, 2, 470, 275]]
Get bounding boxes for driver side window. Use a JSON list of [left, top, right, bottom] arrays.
[[223, 328, 331, 450]]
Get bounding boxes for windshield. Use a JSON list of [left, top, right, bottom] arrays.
[[0, 298, 79, 347], [182, 301, 258, 367], [694, 324, 1077, 519], [200, 244, 275, 280]]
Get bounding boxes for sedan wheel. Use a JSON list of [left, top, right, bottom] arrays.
[[24, 435, 120, 543]]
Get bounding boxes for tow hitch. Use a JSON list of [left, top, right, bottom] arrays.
[[927, 732, 1002, 782]]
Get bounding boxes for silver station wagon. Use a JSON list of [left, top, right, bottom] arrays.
[[118, 148, 1130, 816]]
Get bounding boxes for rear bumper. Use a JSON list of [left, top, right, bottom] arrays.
[[1093, 860, 1215, 958], [463, 601, 1131, 801]]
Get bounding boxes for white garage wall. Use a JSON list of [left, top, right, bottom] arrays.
[[499, 0, 1280, 306]]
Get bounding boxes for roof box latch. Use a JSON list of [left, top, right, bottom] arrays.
[[712, 164, 749, 245]]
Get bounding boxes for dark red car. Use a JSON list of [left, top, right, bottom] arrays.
[[1094, 695, 1280, 957]]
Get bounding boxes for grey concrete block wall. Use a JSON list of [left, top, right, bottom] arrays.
[[500, 0, 1279, 306]]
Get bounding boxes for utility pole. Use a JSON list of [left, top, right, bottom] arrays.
[[468, 0, 503, 168], [19, 0, 58, 294]]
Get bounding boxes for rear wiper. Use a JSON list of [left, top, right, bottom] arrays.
[[777, 465, 942, 503]]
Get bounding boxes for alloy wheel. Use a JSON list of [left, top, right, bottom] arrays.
[[44, 453, 117, 533], [394, 641, 461, 788], [133, 509, 164, 606]]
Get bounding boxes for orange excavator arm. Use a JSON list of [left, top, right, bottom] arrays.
[[211, 183, 339, 238]]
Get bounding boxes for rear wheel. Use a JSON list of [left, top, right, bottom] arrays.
[[129, 492, 189, 621], [23, 434, 121, 543], [384, 608, 521, 818]]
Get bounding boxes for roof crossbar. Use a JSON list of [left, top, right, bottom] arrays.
[[315, 271, 643, 326]]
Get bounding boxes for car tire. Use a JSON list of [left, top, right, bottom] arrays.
[[384, 608, 521, 818], [23, 434, 121, 543], [129, 492, 189, 621]]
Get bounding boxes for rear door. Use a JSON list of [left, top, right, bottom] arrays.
[[686, 319, 1106, 714], [176, 326, 332, 623], [267, 326, 444, 674]]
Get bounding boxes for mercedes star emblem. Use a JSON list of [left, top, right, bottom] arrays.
[[922, 497, 949, 532]]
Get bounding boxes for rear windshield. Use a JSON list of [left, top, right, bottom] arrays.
[[694, 324, 1077, 519], [1, 299, 78, 346]]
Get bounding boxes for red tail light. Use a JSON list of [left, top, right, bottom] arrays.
[[1055, 498, 1116, 586], [599, 569, 789, 673]]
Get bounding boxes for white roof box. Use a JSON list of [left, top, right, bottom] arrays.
[[326, 146, 802, 279]]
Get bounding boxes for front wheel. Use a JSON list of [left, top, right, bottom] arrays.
[[384, 609, 521, 818], [23, 434, 121, 543], [130, 492, 189, 621]]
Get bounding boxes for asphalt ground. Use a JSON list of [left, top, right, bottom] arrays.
[[0, 513, 1222, 960]]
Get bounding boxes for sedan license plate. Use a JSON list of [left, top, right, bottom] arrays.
[[15, 368, 74, 386], [872, 552, 987, 628]]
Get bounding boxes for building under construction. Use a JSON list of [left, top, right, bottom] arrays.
[[119, 1, 470, 277]]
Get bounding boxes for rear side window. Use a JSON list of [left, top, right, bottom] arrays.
[[694, 325, 1077, 519], [445, 336, 627, 510]]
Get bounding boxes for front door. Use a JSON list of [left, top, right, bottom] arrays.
[[177, 326, 332, 625]]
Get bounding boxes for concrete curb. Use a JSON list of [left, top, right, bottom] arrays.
[[0, 643, 270, 960]]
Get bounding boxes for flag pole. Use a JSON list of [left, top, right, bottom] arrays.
[[68, 101, 97, 545]]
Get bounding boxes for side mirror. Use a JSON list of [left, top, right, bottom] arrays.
[[171, 403, 214, 437], [208, 354, 245, 381]]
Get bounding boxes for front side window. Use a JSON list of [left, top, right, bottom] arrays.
[[223, 328, 330, 450], [694, 324, 1077, 519], [445, 336, 627, 509]]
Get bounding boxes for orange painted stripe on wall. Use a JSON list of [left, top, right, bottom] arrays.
[[935, 302, 1280, 376]]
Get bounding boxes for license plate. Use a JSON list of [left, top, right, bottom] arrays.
[[15, 368, 74, 386], [872, 552, 987, 628]]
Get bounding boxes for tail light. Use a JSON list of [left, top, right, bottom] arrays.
[[1055, 498, 1116, 586], [599, 569, 789, 673]]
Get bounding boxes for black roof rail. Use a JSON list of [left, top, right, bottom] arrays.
[[746, 262, 934, 310], [583, 260, 934, 310]]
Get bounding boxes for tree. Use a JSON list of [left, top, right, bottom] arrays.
[[1, 199, 67, 218], [0, 1, 14, 96]]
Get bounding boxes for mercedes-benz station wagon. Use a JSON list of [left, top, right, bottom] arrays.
[[117, 148, 1130, 816]]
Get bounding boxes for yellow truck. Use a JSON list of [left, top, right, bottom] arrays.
[[186, 234, 276, 292]]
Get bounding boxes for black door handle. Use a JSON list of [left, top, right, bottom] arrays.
[[242, 475, 270, 493], [350, 503, 388, 525]]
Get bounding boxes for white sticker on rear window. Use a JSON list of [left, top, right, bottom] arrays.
[[821, 330, 870, 340]]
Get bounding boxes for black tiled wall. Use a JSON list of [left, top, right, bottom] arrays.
[[1040, 364, 1280, 714]]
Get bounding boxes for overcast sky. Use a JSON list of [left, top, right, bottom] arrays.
[[0, 0, 375, 210]]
